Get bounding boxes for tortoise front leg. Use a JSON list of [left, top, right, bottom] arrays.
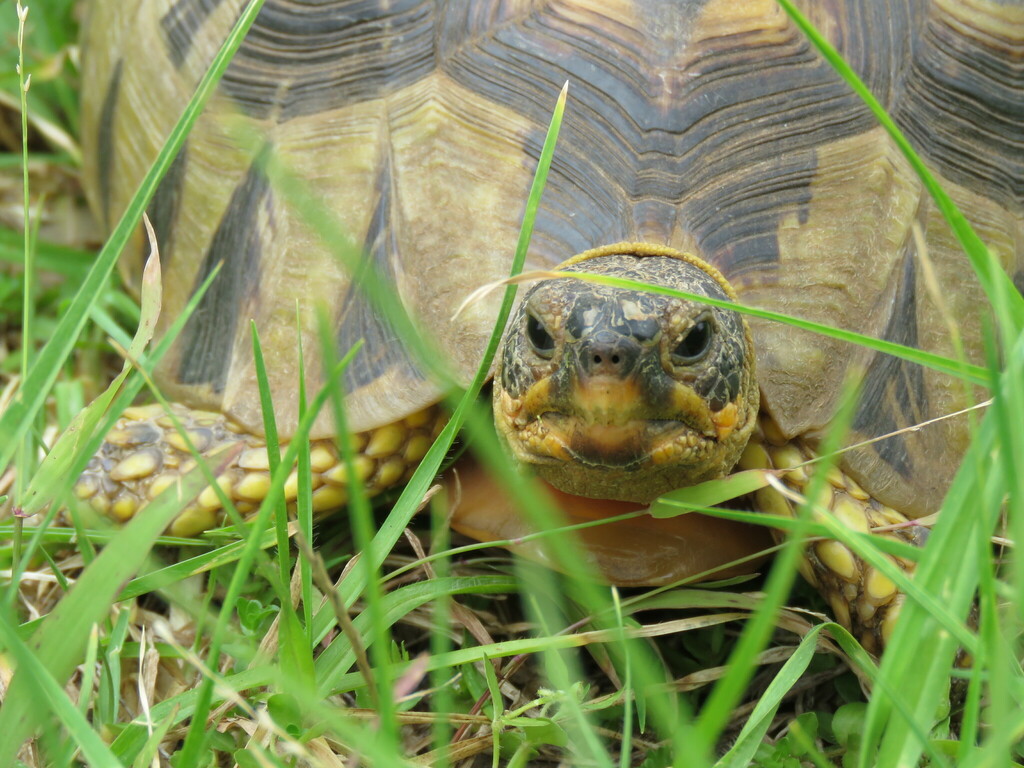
[[738, 415, 928, 654], [73, 403, 445, 537]]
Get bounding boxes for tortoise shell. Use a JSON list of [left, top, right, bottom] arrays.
[[80, 0, 1023, 516]]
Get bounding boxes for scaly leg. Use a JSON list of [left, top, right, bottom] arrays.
[[738, 415, 928, 654], [72, 403, 445, 536]]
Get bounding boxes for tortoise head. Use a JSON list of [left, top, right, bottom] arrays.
[[494, 243, 759, 504]]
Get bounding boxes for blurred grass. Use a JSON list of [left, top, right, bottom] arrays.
[[0, 0, 78, 159], [0, 0, 1020, 766], [774, 4, 1022, 767]]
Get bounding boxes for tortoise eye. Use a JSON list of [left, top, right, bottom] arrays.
[[672, 319, 713, 363], [526, 314, 555, 358]]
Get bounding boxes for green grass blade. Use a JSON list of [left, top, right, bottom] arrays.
[[17, 0, 33, 379], [864, 331, 1022, 766], [172, 340, 364, 764], [109, 666, 274, 763], [717, 625, 830, 767], [114, 530, 278, 601], [292, 313, 315, 641], [169, 346, 358, 765], [3, 243, 159, 609], [0, 0, 269, 474], [567, 272, 989, 387], [0, 0, 81, 146], [0, 456, 228, 764], [131, 713, 177, 768], [319, 314, 399, 743], [0, 615, 121, 768], [109, 575, 517, 764], [251, 322, 291, 588], [9, 261, 221, 594], [315, 576, 519, 682], [650, 470, 771, 513], [695, 375, 862, 749], [286, 82, 567, 609], [428, 493, 454, 767], [0, 227, 92, 276]]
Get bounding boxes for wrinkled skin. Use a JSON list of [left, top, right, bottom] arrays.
[[494, 245, 759, 503]]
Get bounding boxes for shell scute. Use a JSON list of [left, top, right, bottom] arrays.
[[79, 0, 1022, 516]]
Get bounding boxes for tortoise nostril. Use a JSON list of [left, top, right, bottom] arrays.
[[582, 334, 639, 377]]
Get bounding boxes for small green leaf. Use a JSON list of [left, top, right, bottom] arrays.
[[716, 625, 825, 767], [507, 717, 569, 748], [832, 703, 867, 749], [266, 693, 304, 738], [0, 598, 128, 768], [278, 608, 316, 693], [236, 597, 277, 635]]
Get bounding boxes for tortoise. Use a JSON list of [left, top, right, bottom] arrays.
[[75, 0, 1023, 653]]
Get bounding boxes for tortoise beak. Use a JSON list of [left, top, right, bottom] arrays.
[[570, 373, 645, 424]]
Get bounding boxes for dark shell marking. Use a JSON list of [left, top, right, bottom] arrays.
[[177, 153, 269, 392], [145, 142, 190, 275], [95, 58, 122, 230], [77, 0, 1023, 646], [82, 0, 1023, 466]]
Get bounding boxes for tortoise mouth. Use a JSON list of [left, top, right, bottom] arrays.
[[525, 411, 713, 470]]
